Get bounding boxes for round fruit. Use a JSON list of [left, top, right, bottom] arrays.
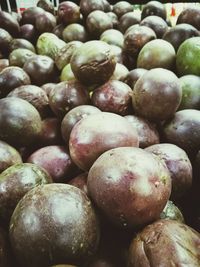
[[20, 24, 37, 44], [163, 23, 199, 51], [0, 141, 22, 173], [80, 0, 110, 17], [110, 63, 129, 81], [141, 1, 167, 20], [0, 10, 20, 37], [87, 147, 171, 229], [68, 172, 88, 196], [9, 184, 100, 267], [0, 163, 52, 224], [60, 64, 76, 82], [176, 37, 200, 76], [125, 115, 160, 148], [128, 219, 200, 266], [62, 24, 88, 43], [27, 146, 78, 183], [177, 6, 200, 30], [100, 29, 124, 48], [0, 97, 42, 147], [112, 1, 133, 18], [70, 41, 116, 86], [145, 143, 192, 199], [0, 28, 12, 56], [35, 11, 56, 33], [10, 38, 36, 53], [137, 39, 176, 70], [86, 10, 113, 38], [132, 68, 182, 121], [140, 15, 168, 38], [179, 75, 200, 110], [37, 0, 55, 14], [9, 48, 35, 68], [91, 80, 132, 115], [119, 12, 141, 33], [49, 81, 90, 118], [69, 112, 139, 170], [0, 59, 9, 72], [57, 1, 80, 25], [124, 68, 147, 89], [163, 109, 200, 156], [61, 105, 101, 144], [0, 228, 12, 267], [21, 7, 45, 25]]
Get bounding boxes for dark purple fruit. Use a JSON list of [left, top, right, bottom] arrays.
[[88, 147, 171, 229], [124, 25, 156, 56], [68, 172, 88, 196], [0, 163, 52, 225], [21, 7, 45, 25], [124, 68, 147, 89], [137, 39, 176, 70], [0, 66, 31, 97], [52, 24, 65, 39], [112, 1, 133, 18], [177, 6, 200, 30], [0, 11, 20, 37], [37, 0, 55, 14], [0, 28, 12, 56], [23, 55, 58, 86], [0, 97, 42, 147], [132, 68, 182, 121], [163, 23, 199, 51], [80, 0, 109, 17], [41, 82, 56, 97], [62, 24, 88, 43], [20, 24, 37, 44], [7, 85, 49, 118], [128, 219, 200, 266], [35, 11, 56, 34], [9, 184, 100, 267], [70, 40, 116, 86], [86, 10, 113, 38], [27, 146, 78, 183], [57, 1, 80, 25], [39, 118, 62, 146], [163, 109, 200, 156], [125, 115, 160, 148], [141, 1, 167, 20], [119, 11, 141, 33], [91, 80, 132, 115], [0, 228, 12, 267], [140, 15, 168, 38], [0, 141, 22, 174], [49, 81, 90, 118], [69, 112, 139, 170], [145, 143, 192, 200], [61, 105, 101, 144]]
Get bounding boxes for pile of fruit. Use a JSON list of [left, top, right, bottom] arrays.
[[1, 0, 200, 266]]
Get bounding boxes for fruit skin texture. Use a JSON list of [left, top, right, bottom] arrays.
[[132, 68, 182, 122], [69, 112, 139, 171], [176, 37, 200, 76], [0, 227, 12, 267], [145, 143, 192, 200], [70, 40, 116, 86], [87, 147, 171, 229], [0, 163, 52, 225], [127, 219, 200, 267], [0, 97, 42, 147], [163, 109, 200, 156], [9, 184, 100, 267]]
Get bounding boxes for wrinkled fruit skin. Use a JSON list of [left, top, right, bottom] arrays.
[[127, 219, 200, 267]]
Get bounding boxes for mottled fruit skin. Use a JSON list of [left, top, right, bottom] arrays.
[[0, 11, 20, 37], [61, 105, 101, 144], [140, 15, 168, 38], [163, 109, 200, 156], [10, 38, 36, 53], [80, 0, 110, 17], [69, 112, 139, 171], [49, 81, 90, 118], [127, 219, 200, 267], [21, 7, 45, 25], [35, 11, 57, 34], [177, 6, 200, 30], [20, 24, 37, 44], [0, 163, 52, 225], [62, 24, 88, 43], [91, 80, 132, 115], [141, 1, 167, 20], [125, 115, 160, 148], [9, 184, 100, 267], [119, 12, 141, 33], [0, 97, 42, 147], [160, 201, 185, 223], [100, 29, 124, 48], [0, 141, 22, 174], [70, 41, 116, 86], [58, 1, 80, 25], [145, 143, 192, 200], [68, 172, 88, 196], [124, 68, 147, 89], [9, 48, 35, 68], [27, 146, 78, 183], [0, 59, 9, 72], [0, 28, 12, 56], [112, 1, 133, 18], [132, 68, 182, 121], [0, 66, 31, 97], [87, 147, 171, 229]]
